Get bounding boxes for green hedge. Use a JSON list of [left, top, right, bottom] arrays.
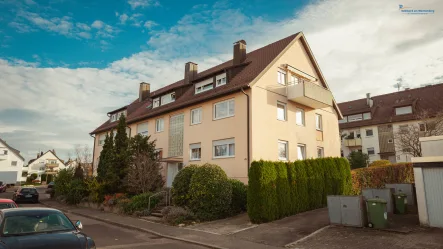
[[248, 157, 352, 223], [171, 165, 199, 207], [229, 179, 247, 214]]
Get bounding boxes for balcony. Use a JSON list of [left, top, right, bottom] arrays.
[[344, 138, 362, 147], [46, 162, 59, 168], [287, 81, 333, 109]]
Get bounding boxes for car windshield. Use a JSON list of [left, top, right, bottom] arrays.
[[2, 213, 75, 236], [0, 203, 16, 209]]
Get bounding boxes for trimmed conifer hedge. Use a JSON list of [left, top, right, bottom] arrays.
[[248, 157, 352, 223]]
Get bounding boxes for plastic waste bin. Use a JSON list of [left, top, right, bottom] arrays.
[[366, 198, 388, 228], [393, 193, 408, 214]]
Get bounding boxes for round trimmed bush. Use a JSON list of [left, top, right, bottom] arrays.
[[369, 160, 391, 167], [188, 164, 232, 221], [171, 165, 199, 207], [229, 179, 247, 214]]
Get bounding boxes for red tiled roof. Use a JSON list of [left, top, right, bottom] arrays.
[[91, 33, 300, 134], [338, 84, 443, 129]]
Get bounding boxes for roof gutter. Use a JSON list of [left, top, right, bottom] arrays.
[[90, 133, 96, 175], [241, 86, 250, 175]]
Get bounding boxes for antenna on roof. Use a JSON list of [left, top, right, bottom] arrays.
[[392, 77, 409, 91]]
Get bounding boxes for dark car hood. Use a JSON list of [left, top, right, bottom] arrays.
[[0, 231, 88, 249]]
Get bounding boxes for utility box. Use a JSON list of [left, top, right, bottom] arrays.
[[385, 183, 416, 206], [327, 195, 367, 227], [362, 188, 394, 213]]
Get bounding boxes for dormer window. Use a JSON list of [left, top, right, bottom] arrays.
[[395, 106, 412, 115], [111, 114, 117, 122], [216, 73, 227, 87], [153, 98, 160, 108], [161, 92, 175, 105], [195, 78, 214, 94]]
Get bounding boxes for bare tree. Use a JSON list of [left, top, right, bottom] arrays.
[[394, 110, 443, 157], [127, 153, 164, 194], [72, 144, 93, 177]]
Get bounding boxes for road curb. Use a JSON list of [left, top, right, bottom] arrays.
[[40, 201, 227, 249]]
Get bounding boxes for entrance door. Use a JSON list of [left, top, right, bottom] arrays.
[[166, 163, 183, 187]]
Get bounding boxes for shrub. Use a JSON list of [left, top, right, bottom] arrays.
[[54, 168, 74, 197], [65, 179, 88, 205], [347, 151, 369, 169], [351, 163, 414, 195], [369, 160, 391, 167], [229, 179, 247, 214], [162, 206, 195, 225], [188, 164, 232, 221], [248, 158, 352, 223], [85, 178, 104, 203], [248, 161, 278, 223], [41, 174, 47, 182], [171, 165, 199, 207], [119, 193, 159, 215], [30, 173, 38, 181]]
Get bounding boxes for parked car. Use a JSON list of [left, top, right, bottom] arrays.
[[12, 187, 39, 203], [0, 182, 6, 193], [48, 182, 55, 189], [0, 199, 18, 209], [0, 208, 96, 249]]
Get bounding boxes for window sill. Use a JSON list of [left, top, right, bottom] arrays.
[[316, 129, 323, 131], [190, 159, 201, 161], [190, 122, 201, 126], [213, 115, 235, 121], [277, 119, 287, 122], [213, 156, 235, 159], [155, 130, 164, 133]]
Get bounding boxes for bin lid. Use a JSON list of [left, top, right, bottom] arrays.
[[393, 193, 407, 197], [367, 198, 387, 204]]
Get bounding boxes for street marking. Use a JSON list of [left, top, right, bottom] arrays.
[[284, 225, 330, 248]]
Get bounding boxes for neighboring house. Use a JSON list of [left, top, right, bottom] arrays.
[[0, 138, 25, 185], [91, 32, 342, 186], [338, 84, 443, 163], [27, 150, 67, 180]]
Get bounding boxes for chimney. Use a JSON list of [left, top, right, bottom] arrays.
[[52, 149, 56, 155], [184, 62, 198, 84], [366, 93, 373, 107], [233, 40, 247, 65], [139, 82, 150, 102]]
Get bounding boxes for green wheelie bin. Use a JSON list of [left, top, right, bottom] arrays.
[[366, 198, 388, 229], [393, 193, 408, 214]]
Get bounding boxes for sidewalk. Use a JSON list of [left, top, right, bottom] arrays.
[[40, 200, 281, 249]]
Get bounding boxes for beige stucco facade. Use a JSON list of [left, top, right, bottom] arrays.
[[92, 35, 340, 184]]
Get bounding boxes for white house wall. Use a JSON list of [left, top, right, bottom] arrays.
[[392, 120, 422, 163], [27, 151, 67, 179], [0, 141, 25, 183], [341, 125, 381, 163]]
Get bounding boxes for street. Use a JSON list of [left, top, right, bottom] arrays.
[[0, 186, 207, 249]]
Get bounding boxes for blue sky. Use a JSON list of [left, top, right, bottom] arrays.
[[0, 0, 442, 162]]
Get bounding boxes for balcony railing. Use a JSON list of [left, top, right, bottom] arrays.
[[287, 81, 333, 109], [46, 163, 59, 168], [344, 138, 362, 147]]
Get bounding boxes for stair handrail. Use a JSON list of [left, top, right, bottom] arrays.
[[148, 190, 167, 213]]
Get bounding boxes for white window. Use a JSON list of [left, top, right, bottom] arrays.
[[395, 106, 412, 115], [213, 138, 235, 158], [297, 144, 306, 160], [156, 118, 164, 132], [277, 70, 286, 85], [161, 92, 175, 105], [110, 114, 117, 122], [296, 108, 305, 126], [191, 108, 202, 125], [190, 143, 201, 161], [11, 161, 17, 166], [339, 116, 348, 123], [277, 102, 287, 121], [419, 123, 427, 132], [363, 112, 371, 120], [289, 74, 299, 85], [366, 129, 373, 136], [348, 114, 363, 122], [315, 114, 323, 131], [278, 140, 288, 161], [98, 134, 106, 146], [317, 147, 324, 158], [153, 98, 160, 108], [214, 99, 235, 120], [216, 73, 227, 87], [195, 79, 214, 94], [367, 147, 375, 155], [137, 122, 148, 136]]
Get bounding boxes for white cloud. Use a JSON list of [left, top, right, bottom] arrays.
[[127, 0, 159, 9], [78, 32, 91, 39], [143, 20, 157, 29], [91, 20, 104, 29], [76, 22, 91, 31], [117, 13, 144, 27], [119, 13, 129, 24]]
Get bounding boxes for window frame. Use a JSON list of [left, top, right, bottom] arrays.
[[315, 114, 323, 131], [317, 147, 324, 158], [136, 122, 149, 136], [190, 108, 202, 125], [295, 108, 305, 126], [297, 144, 306, 160], [195, 78, 214, 94], [153, 98, 160, 108], [395, 106, 413, 115], [213, 138, 235, 159], [216, 73, 227, 87], [155, 118, 164, 133], [277, 101, 287, 121], [278, 140, 288, 161], [363, 112, 371, 120], [213, 98, 235, 120], [365, 129, 374, 137], [277, 70, 286, 85], [189, 143, 201, 161], [419, 123, 427, 132], [98, 134, 106, 146], [161, 92, 175, 105], [348, 113, 363, 122], [367, 147, 375, 155]]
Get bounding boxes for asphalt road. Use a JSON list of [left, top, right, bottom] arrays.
[[0, 186, 207, 249]]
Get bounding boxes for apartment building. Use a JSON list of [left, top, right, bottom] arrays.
[[0, 138, 25, 185], [91, 32, 342, 185], [27, 150, 67, 180], [338, 84, 443, 163]]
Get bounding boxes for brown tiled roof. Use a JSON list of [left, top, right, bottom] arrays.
[[339, 84, 443, 129], [91, 33, 300, 134]]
